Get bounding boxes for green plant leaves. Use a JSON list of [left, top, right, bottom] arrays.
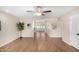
[[16, 22, 25, 31]]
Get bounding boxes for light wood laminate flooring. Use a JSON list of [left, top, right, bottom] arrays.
[[0, 37, 78, 52]]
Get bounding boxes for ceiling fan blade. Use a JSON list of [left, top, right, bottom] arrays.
[[43, 10, 52, 13]]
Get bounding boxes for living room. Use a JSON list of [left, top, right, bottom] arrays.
[[0, 6, 79, 52]]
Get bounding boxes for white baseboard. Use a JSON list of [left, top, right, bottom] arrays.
[[62, 39, 72, 46], [62, 39, 79, 50], [0, 37, 18, 47]]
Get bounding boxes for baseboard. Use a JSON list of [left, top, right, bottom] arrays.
[[62, 39, 79, 51], [17, 37, 34, 39], [62, 39, 72, 46], [49, 37, 62, 39], [71, 46, 79, 52], [0, 37, 18, 47]]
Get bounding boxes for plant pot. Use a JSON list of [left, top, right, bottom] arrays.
[[20, 36, 22, 40]]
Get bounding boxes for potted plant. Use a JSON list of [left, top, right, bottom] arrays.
[[16, 22, 25, 39]]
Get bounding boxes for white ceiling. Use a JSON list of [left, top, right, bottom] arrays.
[[0, 6, 77, 19]]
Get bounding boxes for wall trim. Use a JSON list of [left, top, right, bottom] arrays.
[[0, 37, 18, 47], [62, 39, 79, 51]]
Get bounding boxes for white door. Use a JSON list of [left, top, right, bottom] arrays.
[[70, 15, 79, 49]]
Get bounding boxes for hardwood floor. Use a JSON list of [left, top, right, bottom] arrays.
[[0, 37, 78, 52]]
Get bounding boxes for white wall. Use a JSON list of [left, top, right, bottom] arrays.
[[46, 18, 62, 37], [0, 12, 19, 47], [20, 19, 34, 37], [60, 15, 71, 45]]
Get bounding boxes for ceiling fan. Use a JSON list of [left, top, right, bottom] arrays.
[[26, 6, 52, 16]]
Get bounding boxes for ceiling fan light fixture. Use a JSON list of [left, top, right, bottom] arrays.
[[36, 12, 42, 16], [26, 6, 52, 16]]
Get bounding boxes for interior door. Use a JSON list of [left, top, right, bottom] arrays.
[[70, 15, 79, 49]]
